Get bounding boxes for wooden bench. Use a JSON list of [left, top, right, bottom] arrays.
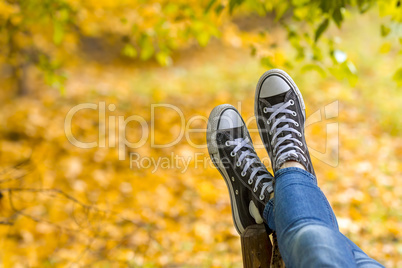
[[241, 224, 284, 268]]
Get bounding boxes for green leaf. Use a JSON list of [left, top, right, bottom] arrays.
[[346, 61, 357, 75], [260, 56, 274, 68], [295, 46, 305, 61], [140, 44, 154, 60], [59, 9, 69, 21], [250, 45, 256, 56], [314, 18, 329, 43], [312, 45, 323, 61], [392, 68, 402, 86], [156, 52, 172, 66], [164, 3, 179, 15], [215, 4, 225, 15], [53, 22, 64, 45], [140, 35, 154, 60], [229, 0, 244, 14], [381, 24, 391, 37], [292, 0, 310, 6], [122, 44, 137, 58], [329, 61, 358, 86], [332, 8, 343, 28], [275, 2, 288, 21], [379, 42, 392, 54], [196, 31, 211, 46], [301, 63, 326, 77], [205, 0, 216, 13], [357, 0, 372, 13]]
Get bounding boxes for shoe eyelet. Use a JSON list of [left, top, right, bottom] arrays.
[[231, 177, 235, 181], [299, 141, 303, 146], [248, 178, 253, 184], [292, 111, 297, 116], [236, 161, 241, 167], [259, 194, 265, 200], [253, 187, 257, 192], [269, 130, 272, 135], [241, 171, 247, 177], [294, 122, 299, 127], [263, 107, 269, 113], [289, 100, 294, 105], [298, 133, 302, 137], [230, 151, 236, 157], [267, 120, 271, 125], [235, 190, 239, 195], [225, 141, 230, 146]]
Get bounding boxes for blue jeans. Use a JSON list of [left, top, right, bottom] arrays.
[[263, 167, 384, 268]]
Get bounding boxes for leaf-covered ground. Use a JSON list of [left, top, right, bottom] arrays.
[[0, 12, 401, 268]]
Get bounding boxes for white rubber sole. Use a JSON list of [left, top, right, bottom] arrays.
[[207, 104, 247, 234]]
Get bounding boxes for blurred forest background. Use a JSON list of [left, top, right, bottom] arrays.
[[0, 0, 401, 267]]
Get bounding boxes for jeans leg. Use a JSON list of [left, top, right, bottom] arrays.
[[262, 167, 383, 268], [342, 234, 384, 268]]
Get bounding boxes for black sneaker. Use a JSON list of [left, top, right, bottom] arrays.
[[207, 104, 274, 234], [255, 69, 315, 176]]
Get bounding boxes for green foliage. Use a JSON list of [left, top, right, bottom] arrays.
[[393, 68, 402, 86], [220, 0, 401, 82], [229, 0, 244, 14], [315, 18, 329, 42], [0, 0, 401, 93]]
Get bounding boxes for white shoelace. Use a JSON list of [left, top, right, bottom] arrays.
[[263, 100, 307, 167], [225, 137, 273, 200]]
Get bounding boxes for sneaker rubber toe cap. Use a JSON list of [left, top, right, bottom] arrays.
[[218, 109, 244, 130], [259, 75, 291, 98]]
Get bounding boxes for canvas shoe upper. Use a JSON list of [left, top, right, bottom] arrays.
[[255, 69, 315, 176], [207, 104, 274, 234]]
